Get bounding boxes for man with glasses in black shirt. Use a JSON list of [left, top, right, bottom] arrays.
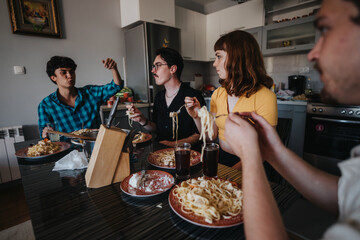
[[127, 47, 205, 149]]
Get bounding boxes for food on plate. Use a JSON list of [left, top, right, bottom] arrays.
[[27, 139, 61, 157], [132, 132, 148, 144], [293, 93, 308, 101], [71, 128, 93, 135], [173, 177, 243, 224], [198, 106, 215, 161], [149, 149, 199, 167], [169, 111, 179, 142], [128, 171, 174, 193]]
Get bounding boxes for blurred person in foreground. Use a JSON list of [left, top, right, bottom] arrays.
[[126, 47, 205, 148], [38, 56, 123, 138], [225, 0, 360, 239], [185, 30, 277, 169]]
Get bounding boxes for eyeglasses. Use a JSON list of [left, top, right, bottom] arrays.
[[151, 62, 169, 71]]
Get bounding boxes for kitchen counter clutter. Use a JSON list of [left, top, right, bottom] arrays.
[[15, 140, 299, 239]]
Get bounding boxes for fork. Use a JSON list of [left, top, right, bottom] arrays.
[[215, 114, 228, 119], [175, 104, 186, 114]]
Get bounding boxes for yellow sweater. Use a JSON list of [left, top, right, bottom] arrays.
[[210, 86, 278, 141]]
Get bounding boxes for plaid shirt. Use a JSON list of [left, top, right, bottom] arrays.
[[38, 80, 122, 137]]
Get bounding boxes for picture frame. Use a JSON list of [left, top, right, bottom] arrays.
[[7, 0, 62, 38]]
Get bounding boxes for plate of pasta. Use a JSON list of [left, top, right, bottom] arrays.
[[15, 140, 71, 160], [132, 132, 152, 145], [147, 148, 201, 169], [120, 170, 174, 197], [169, 177, 243, 228]]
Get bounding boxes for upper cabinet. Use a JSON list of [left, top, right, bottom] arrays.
[[176, 7, 206, 61], [262, 15, 319, 56], [206, 0, 264, 61], [219, 0, 264, 36], [120, 0, 175, 28]]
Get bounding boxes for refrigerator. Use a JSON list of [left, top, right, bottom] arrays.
[[124, 22, 180, 104]]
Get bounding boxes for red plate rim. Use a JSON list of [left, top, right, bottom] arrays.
[[168, 177, 243, 228], [120, 170, 175, 197]]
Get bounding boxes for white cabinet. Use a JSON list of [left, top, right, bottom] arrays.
[[175, 7, 206, 61], [205, 0, 264, 61], [120, 0, 175, 28], [206, 12, 220, 61], [219, 0, 264, 36]]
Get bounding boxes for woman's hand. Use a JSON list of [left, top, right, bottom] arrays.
[[126, 104, 146, 124], [184, 97, 201, 118]]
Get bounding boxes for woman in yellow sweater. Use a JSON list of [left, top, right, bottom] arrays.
[[185, 30, 277, 169]]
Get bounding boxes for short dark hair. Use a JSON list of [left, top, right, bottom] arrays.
[[344, 0, 360, 24], [155, 47, 184, 79], [46, 56, 77, 84]]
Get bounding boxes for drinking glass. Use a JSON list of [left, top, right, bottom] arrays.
[[202, 143, 219, 177], [174, 142, 191, 180], [47, 122, 60, 142]]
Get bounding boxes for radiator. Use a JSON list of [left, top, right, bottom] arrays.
[[0, 126, 24, 183]]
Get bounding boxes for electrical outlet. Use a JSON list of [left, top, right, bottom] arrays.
[[299, 66, 310, 74], [14, 66, 26, 75]]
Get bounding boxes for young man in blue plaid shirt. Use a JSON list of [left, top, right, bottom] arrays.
[[38, 56, 123, 138]]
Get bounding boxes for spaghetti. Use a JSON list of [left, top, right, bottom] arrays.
[[126, 110, 134, 127], [173, 177, 243, 224], [197, 106, 215, 161], [169, 112, 179, 143]]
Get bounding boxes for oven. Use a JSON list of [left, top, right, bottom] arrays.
[[303, 102, 360, 176]]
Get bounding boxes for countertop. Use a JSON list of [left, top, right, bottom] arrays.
[[277, 100, 308, 106], [16, 140, 299, 240]]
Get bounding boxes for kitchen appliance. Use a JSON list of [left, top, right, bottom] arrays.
[[288, 75, 306, 96], [303, 102, 360, 175], [124, 22, 180, 103]]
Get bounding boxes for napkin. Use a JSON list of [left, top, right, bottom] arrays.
[[52, 150, 88, 171]]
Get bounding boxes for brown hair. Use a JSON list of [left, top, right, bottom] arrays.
[[214, 30, 273, 97]]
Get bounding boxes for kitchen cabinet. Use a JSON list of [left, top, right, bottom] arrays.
[[175, 7, 206, 61], [246, 27, 263, 50], [277, 101, 307, 157], [219, 0, 264, 36], [262, 15, 319, 56], [205, 0, 264, 61], [120, 0, 175, 28]]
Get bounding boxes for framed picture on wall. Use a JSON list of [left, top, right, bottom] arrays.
[[7, 0, 62, 38]]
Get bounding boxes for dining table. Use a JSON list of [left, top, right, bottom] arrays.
[[15, 138, 299, 240]]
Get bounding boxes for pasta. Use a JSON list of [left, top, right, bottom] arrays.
[[126, 110, 134, 127], [27, 139, 61, 157], [150, 149, 199, 167], [197, 106, 215, 161], [132, 132, 147, 144], [169, 112, 179, 143], [173, 177, 243, 224]]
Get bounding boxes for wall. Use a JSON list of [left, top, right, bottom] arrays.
[[205, 54, 323, 93], [0, 0, 125, 139]]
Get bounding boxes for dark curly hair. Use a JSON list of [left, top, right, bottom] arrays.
[[214, 30, 273, 98], [155, 47, 184, 79], [46, 56, 77, 84]]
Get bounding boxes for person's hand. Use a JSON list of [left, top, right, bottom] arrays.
[[159, 140, 177, 147], [41, 126, 53, 139], [250, 112, 285, 163], [225, 112, 259, 159], [184, 97, 201, 118], [102, 58, 117, 70], [125, 103, 146, 123]]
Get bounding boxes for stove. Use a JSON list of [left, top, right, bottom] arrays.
[[303, 102, 360, 175]]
